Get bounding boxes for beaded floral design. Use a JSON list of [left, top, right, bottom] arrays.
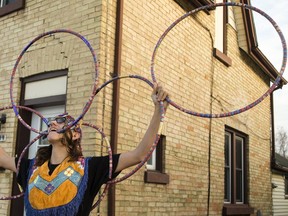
[[64, 168, 74, 177]]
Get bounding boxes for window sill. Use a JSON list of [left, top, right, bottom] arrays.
[[223, 204, 254, 215], [213, 48, 232, 67], [144, 170, 169, 184], [0, 0, 25, 17]]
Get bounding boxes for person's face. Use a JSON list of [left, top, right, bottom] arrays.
[[47, 116, 81, 143], [47, 116, 67, 143]]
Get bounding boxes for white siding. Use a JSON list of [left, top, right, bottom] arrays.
[[232, 4, 248, 52], [228, 5, 236, 30], [272, 174, 288, 216]]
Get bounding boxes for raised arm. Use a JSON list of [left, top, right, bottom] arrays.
[[0, 147, 16, 172], [115, 83, 169, 173]]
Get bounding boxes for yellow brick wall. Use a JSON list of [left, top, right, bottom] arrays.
[[0, 0, 113, 214], [113, 0, 272, 215], [0, 0, 272, 215]]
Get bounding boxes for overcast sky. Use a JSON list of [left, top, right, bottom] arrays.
[[250, 0, 288, 133]]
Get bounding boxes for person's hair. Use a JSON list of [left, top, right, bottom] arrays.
[[35, 125, 83, 166]]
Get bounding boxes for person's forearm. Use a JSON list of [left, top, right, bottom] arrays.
[[115, 83, 168, 172], [134, 106, 162, 161], [0, 147, 16, 172]]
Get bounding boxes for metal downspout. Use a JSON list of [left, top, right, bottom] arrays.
[[271, 86, 282, 169], [108, 0, 123, 215], [271, 92, 276, 167]]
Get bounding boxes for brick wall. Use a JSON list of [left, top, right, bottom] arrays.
[[113, 0, 272, 215]]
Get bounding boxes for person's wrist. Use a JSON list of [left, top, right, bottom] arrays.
[[154, 104, 161, 112]]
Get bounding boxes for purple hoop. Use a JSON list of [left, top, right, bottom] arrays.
[[10, 29, 99, 133], [0, 134, 43, 200], [91, 184, 110, 211], [69, 122, 113, 210], [151, 2, 287, 118], [82, 122, 113, 179], [16, 134, 44, 177], [0, 105, 50, 200], [108, 133, 161, 184], [94, 75, 165, 183], [0, 105, 47, 135]]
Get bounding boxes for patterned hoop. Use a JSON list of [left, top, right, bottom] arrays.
[[91, 184, 110, 211], [0, 105, 50, 200], [151, 2, 287, 118], [94, 75, 165, 183], [0, 105, 48, 134], [9, 29, 99, 133], [16, 134, 44, 177], [70, 122, 113, 210], [81, 122, 113, 179], [108, 133, 162, 184], [0, 134, 44, 200]]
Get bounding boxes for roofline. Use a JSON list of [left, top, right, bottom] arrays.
[[272, 161, 288, 173], [241, 0, 287, 86]]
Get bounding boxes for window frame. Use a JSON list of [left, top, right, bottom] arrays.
[[224, 128, 246, 204], [213, 0, 232, 66], [223, 127, 254, 215], [0, 0, 25, 17], [144, 135, 169, 184], [241, 0, 286, 85], [285, 175, 288, 198]]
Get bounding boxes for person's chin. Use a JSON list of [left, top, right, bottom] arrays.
[[47, 134, 61, 143]]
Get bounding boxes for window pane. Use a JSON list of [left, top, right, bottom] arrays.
[[147, 155, 152, 165], [4, 0, 16, 6], [39, 120, 50, 146], [225, 167, 231, 202], [236, 136, 244, 203], [236, 137, 243, 169], [236, 170, 243, 202], [146, 148, 156, 170], [225, 133, 230, 166], [224, 132, 231, 202]]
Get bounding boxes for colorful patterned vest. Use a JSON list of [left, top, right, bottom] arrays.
[[24, 157, 90, 216]]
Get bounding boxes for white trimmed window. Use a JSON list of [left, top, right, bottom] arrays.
[[144, 135, 169, 184]]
